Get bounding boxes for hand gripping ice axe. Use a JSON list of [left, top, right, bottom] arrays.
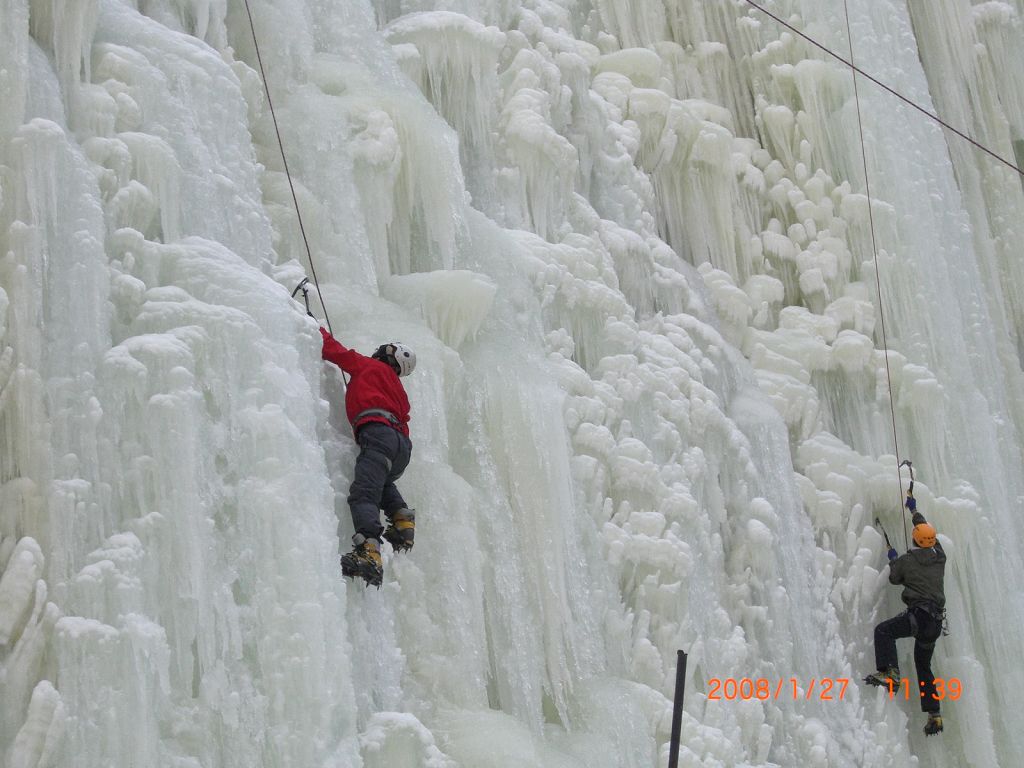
[[295, 277, 347, 386], [897, 459, 915, 549]]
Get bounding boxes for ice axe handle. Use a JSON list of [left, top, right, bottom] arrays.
[[899, 459, 914, 494], [875, 518, 893, 549], [291, 278, 314, 317]]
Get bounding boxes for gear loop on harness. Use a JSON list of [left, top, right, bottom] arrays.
[[353, 408, 402, 429]]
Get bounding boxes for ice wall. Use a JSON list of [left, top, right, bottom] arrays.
[[1, 0, 1023, 767]]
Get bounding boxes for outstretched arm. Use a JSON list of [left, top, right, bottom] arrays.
[[905, 487, 929, 526], [884, 489, 919, 581], [320, 327, 366, 374]]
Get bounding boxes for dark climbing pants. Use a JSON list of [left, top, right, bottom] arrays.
[[874, 606, 944, 713], [347, 422, 412, 542]]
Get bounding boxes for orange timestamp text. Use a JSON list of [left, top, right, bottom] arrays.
[[888, 677, 962, 700], [707, 677, 849, 701]]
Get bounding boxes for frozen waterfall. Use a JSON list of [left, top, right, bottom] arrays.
[[2, 0, 1023, 766]]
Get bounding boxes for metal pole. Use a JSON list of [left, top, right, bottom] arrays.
[[668, 650, 687, 768]]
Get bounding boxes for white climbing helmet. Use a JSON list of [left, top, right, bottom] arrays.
[[375, 342, 416, 376]]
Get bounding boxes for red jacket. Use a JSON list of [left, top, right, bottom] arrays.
[[320, 328, 411, 437]]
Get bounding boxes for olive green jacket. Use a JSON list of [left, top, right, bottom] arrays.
[[889, 513, 946, 609]]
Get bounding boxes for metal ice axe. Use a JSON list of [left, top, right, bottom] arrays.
[[874, 517, 894, 550], [292, 277, 314, 317], [900, 459, 914, 493]]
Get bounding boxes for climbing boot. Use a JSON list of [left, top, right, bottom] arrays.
[[864, 668, 901, 692], [341, 535, 383, 587], [923, 712, 943, 736], [383, 508, 415, 553]]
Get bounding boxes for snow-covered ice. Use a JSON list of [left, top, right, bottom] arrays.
[[2, 0, 1023, 766]]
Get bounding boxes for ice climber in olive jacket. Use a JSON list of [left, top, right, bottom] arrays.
[[865, 485, 947, 737]]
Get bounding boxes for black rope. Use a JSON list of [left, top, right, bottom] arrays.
[[841, 0, 909, 548], [742, 0, 1024, 178], [241, 0, 333, 335]]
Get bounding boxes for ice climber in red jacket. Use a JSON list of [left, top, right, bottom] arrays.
[[320, 327, 416, 586]]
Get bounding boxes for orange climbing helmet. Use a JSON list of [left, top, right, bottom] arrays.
[[912, 522, 937, 548]]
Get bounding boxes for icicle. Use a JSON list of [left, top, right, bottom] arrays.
[[27, 0, 99, 120], [383, 269, 496, 349], [0, 0, 30, 144], [383, 12, 505, 161]]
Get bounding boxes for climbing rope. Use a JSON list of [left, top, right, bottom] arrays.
[[840, 0, 909, 547], [241, 0, 333, 335], [742, 0, 1024, 179]]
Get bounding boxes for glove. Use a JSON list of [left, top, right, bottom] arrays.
[[887, 548, 898, 562], [905, 496, 916, 512]]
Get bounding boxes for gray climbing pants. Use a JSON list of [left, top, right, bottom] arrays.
[[347, 422, 411, 541]]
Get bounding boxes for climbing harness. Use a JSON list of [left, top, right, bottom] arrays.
[[352, 408, 403, 430], [912, 602, 950, 639], [242, 0, 333, 334]]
